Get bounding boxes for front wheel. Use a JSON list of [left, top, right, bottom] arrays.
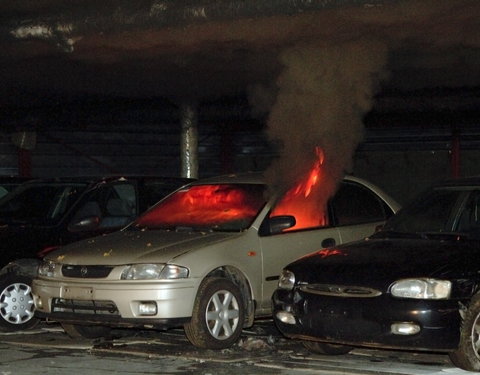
[[449, 295, 480, 371], [61, 323, 111, 339], [184, 277, 245, 349], [303, 340, 353, 355], [0, 273, 39, 331]]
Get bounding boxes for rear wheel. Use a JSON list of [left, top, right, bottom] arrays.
[[184, 277, 245, 349], [0, 273, 39, 331], [449, 295, 480, 371], [61, 323, 111, 339], [303, 340, 353, 355]]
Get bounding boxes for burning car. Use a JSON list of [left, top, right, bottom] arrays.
[[32, 172, 399, 349], [0, 176, 191, 331], [272, 176, 480, 372]]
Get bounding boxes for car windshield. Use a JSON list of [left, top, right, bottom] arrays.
[[0, 182, 88, 225], [133, 183, 267, 232], [382, 187, 480, 237]]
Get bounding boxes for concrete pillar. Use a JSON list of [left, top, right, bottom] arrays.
[[180, 101, 199, 179]]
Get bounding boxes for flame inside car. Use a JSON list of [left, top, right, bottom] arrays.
[[135, 184, 266, 230], [136, 148, 332, 233], [271, 147, 328, 230]]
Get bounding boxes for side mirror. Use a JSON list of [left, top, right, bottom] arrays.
[[68, 216, 101, 232], [268, 215, 296, 235]]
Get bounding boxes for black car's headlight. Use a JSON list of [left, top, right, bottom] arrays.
[[278, 269, 295, 290], [390, 278, 451, 299], [38, 260, 58, 277], [121, 264, 189, 280]]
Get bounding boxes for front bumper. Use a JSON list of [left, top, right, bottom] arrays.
[[272, 288, 462, 352], [32, 277, 197, 329]]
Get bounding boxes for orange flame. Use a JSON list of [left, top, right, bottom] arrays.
[[136, 184, 265, 228], [271, 147, 328, 230]]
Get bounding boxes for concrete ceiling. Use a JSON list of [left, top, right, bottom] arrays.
[[1, 0, 479, 195], [1, 0, 479, 114]]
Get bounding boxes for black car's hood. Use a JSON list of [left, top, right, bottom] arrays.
[[288, 236, 479, 287]]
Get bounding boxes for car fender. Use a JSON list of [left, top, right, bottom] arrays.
[[0, 258, 41, 278]]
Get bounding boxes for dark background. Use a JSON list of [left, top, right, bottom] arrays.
[[1, 0, 479, 204]]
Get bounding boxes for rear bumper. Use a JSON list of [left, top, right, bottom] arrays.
[[272, 289, 462, 352]]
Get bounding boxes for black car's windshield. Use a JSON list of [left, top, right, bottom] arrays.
[[133, 183, 267, 232], [382, 187, 480, 237], [0, 182, 88, 225]]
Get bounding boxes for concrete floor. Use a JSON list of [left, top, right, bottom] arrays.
[[0, 320, 470, 375]]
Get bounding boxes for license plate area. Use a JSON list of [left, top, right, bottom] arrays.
[[62, 286, 94, 299]]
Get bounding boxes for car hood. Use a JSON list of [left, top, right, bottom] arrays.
[[45, 229, 242, 265], [287, 236, 478, 286]]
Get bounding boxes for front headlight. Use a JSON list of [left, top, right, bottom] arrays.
[[278, 269, 295, 290], [390, 278, 451, 299], [38, 260, 57, 277], [121, 264, 189, 280]]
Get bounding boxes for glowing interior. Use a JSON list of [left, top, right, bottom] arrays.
[[271, 147, 328, 230], [135, 184, 266, 230]]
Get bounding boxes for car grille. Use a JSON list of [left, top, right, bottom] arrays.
[[299, 283, 382, 298], [62, 265, 113, 278], [52, 298, 119, 315]]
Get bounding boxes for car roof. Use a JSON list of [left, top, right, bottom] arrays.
[[189, 172, 265, 185], [19, 175, 193, 186], [434, 176, 480, 188], [0, 176, 33, 183], [189, 172, 382, 186]]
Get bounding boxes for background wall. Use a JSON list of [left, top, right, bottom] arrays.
[[1, 121, 479, 206]]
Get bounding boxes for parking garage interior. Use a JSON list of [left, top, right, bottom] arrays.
[[0, 0, 479, 204]]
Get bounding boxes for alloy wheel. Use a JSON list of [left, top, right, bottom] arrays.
[[204, 289, 240, 340]]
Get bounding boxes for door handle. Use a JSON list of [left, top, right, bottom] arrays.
[[321, 238, 336, 248]]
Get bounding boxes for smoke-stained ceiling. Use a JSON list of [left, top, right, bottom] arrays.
[[1, 0, 479, 194], [1, 0, 479, 110]]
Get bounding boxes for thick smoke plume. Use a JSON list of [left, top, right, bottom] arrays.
[[265, 39, 388, 203]]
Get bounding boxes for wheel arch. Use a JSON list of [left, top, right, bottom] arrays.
[[203, 265, 255, 327]]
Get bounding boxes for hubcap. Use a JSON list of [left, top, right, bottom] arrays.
[[0, 282, 35, 324], [205, 289, 239, 340]]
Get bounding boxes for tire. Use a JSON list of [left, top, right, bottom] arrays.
[[0, 273, 39, 331], [61, 323, 111, 339], [303, 340, 353, 355], [449, 295, 480, 371], [184, 277, 245, 349]]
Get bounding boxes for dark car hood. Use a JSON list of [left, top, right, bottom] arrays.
[[288, 236, 479, 286]]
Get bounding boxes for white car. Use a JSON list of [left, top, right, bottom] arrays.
[[33, 173, 400, 349]]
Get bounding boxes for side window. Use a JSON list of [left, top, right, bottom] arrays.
[[102, 183, 137, 228], [268, 192, 329, 233], [70, 183, 137, 229], [455, 190, 480, 233], [331, 182, 387, 226]]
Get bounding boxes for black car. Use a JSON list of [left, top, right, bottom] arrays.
[[0, 176, 32, 199], [272, 176, 480, 372], [0, 175, 191, 331]]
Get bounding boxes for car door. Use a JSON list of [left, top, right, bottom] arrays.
[[257, 191, 341, 313]]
